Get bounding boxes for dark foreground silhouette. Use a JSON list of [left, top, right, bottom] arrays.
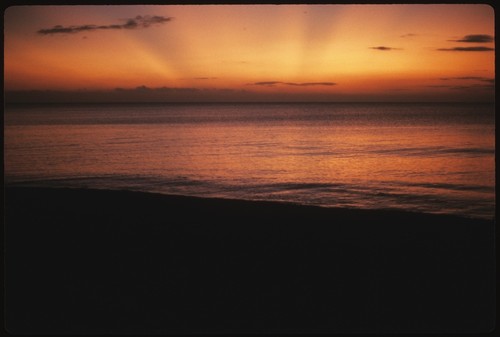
[[5, 187, 495, 334]]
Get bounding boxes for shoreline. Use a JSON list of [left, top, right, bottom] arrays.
[[5, 186, 495, 334], [5, 183, 493, 222]]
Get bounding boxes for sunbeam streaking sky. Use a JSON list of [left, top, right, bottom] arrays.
[[4, 4, 495, 102]]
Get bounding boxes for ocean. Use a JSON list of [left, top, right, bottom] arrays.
[[4, 102, 495, 220]]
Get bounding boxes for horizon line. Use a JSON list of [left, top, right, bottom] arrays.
[[4, 100, 495, 105]]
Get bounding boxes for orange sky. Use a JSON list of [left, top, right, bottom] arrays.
[[4, 4, 495, 102]]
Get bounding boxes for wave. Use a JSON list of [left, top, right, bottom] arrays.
[[371, 146, 494, 157], [401, 182, 494, 193], [6, 175, 494, 220]]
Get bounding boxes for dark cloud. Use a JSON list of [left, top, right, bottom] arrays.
[[439, 77, 494, 84], [5, 85, 250, 104], [471, 84, 494, 89], [427, 84, 494, 90], [283, 82, 336, 86], [400, 33, 417, 38], [251, 81, 336, 86], [369, 46, 402, 51], [449, 34, 494, 43], [426, 76, 495, 92], [37, 15, 172, 35], [440, 76, 482, 80], [115, 85, 199, 93], [252, 81, 282, 86], [5, 85, 493, 104], [437, 46, 494, 52]]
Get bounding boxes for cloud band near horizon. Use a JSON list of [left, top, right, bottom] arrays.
[[439, 76, 494, 83], [251, 81, 336, 86]]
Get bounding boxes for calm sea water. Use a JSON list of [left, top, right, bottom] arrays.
[[4, 102, 495, 219]]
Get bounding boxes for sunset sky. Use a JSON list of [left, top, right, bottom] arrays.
[[4, 4, 495, 102]]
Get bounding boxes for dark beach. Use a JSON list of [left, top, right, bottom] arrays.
[[4, 186, 495, 334]]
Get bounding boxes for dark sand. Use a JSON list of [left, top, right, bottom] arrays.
[[4, 186, 495, 334]]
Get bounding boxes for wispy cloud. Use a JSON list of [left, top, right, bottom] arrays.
[[283, 82, 336, 86], [427, 76, 494, 90], [439, 76, 494, 84], [37, 15, 172, 35], [449, 34, 494, 43], [252, 81, 282, 86], [193, 77, 218, 80], [427, 84, 493, 90], [250, 81, 336, 87], [437, 46, 494, 52], [437, 34, 494, 52], [369, 46, 402, 51], [115, 85, 199, 93], [400, 33, 417, 38]]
